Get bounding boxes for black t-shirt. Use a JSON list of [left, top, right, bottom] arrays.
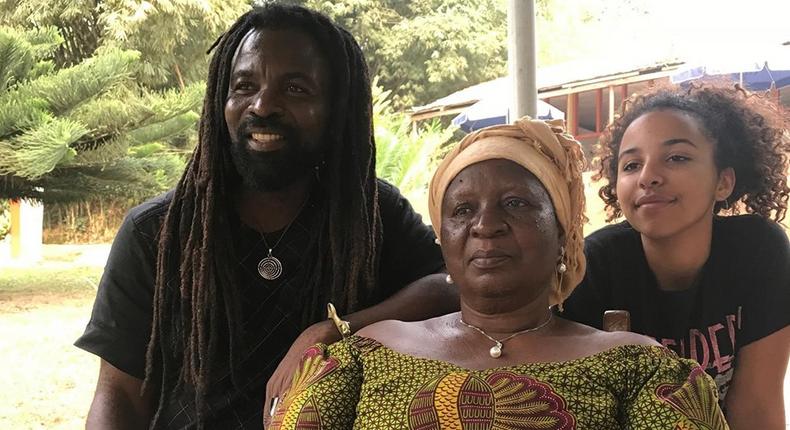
[[75, 179, 445, 429], [562, 215, 790, 403]]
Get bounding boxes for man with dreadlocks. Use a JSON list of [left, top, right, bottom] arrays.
[[75, 4, 456, 429]]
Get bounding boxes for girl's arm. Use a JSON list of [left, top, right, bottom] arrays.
[[725, 326, 790, 430]]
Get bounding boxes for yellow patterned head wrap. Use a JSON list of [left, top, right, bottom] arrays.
[[428, 117, 587, 306]]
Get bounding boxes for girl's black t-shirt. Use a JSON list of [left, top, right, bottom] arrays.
[[562, 215, 790, 403]]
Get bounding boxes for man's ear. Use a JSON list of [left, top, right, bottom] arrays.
[[715, 167, 736, 202]]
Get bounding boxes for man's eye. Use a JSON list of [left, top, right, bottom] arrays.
[[233, 82, 255, 91], [287, 84, 307, 94]]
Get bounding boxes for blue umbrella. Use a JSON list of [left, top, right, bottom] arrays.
[[452, 97, 565, 133], [671, 48, 790, 91]]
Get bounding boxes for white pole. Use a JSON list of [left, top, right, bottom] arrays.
[[508, 0, 538, 119]]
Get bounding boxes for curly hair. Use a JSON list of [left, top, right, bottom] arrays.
[[596, 81, 790, 222]]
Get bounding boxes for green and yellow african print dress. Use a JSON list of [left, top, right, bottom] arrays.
[[271, 336, 727, 430]]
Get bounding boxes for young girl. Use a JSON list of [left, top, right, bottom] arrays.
[[562, 83, 790, 429]]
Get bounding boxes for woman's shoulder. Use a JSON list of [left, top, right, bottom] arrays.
[[549, 320, 709, 379], [588, 328, 662, 350], [355, 318, 429, 341], [562, 332, 696, 379], [557, 319, 661, 356], [355, 315, 453, 355], [561, 329, 708, 388]]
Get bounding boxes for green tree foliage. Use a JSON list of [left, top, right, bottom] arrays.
[[0, 0, 250, 206], [0, 199, 9, 240], [2, 0, 248, 88], [294, 0, 508, 109], [285, 0, 653, 109], [102, 0, 249, 89], [0, 25, 203, 203], [1, 0, 657, 208], [0, 0, 104, 67]]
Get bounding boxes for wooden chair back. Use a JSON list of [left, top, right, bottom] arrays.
[[602, 310, 631, 332]]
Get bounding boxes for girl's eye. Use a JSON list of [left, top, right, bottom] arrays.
[[668, 154, 690, 163], [622, 161, 640, 172]]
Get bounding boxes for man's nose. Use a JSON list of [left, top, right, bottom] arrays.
[[248, 88, 284, 118]]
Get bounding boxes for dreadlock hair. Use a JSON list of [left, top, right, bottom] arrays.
[[143, 4, 381, 427], [596, 81, 790, 223]]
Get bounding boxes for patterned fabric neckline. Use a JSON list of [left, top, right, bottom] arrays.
[[349, 335, 674, 372], [272, 334, 728, 429]]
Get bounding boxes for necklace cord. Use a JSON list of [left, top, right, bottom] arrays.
[[459, 311, 553, 345], [259, 195, 311, 251]]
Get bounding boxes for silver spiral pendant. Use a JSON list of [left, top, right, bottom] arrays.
[[258, 255, 283, 280]]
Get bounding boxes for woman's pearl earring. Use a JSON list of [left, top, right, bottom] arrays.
[[557, 246, 567, 274], [446, 274, 453, 284]]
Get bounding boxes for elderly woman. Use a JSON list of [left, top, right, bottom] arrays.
[[269, 118, 727, 429]]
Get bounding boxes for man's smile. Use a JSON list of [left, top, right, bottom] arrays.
[[249, 132, 286, 152]]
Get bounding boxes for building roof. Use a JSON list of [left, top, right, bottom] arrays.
[[410, 57, 683, 119]]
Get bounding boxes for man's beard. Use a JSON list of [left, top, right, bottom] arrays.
[[228, 116, 322, 192]]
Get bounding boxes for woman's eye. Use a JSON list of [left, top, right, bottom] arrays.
[[504, 198, 527, 208], [451, 205, 471, 217]]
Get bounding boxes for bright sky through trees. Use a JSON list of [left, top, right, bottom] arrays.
[[543, 0, 789, 66]]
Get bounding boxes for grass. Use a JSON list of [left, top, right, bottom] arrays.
[[0, 266, 101, 294], [0, 258, 103, 429]]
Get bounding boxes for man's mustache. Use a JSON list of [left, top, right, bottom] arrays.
[[237, 115, 296, 139]]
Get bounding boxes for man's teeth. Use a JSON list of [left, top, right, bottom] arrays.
[[251, 133, 283, 142]]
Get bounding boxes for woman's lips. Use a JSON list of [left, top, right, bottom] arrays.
[[470, 256, 510, 269], [469, 250, 510, 269]]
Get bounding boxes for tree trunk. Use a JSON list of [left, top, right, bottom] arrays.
[[173, 63, 185, 91]]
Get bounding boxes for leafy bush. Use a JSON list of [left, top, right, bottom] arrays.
[[0, 199, 9, 241], [373, 80, 456, 219]]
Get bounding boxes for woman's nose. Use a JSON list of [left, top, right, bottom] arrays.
[[470, 207, 508, 237]]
